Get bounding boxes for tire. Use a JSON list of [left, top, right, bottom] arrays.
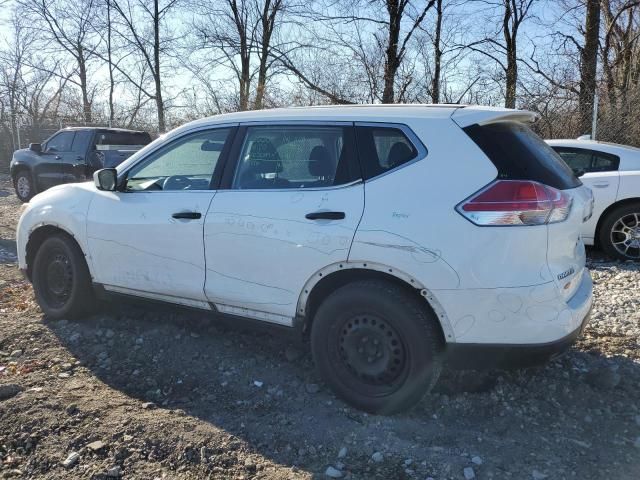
[[310, 280, 443, 414], [32, 234, 95, 319], [599, 203, 640, 261], [13, 170, 35, 202]]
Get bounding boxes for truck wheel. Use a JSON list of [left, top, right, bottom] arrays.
[[310, 280, 443, 414], [599, 203, 640, 261], [32, 234, 95, 319], [14, 171, 35, 202]]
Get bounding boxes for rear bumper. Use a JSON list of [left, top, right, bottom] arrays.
[[445, 269, 593, 369]]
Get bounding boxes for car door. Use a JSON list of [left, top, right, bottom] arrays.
[[553, 147, 620, 243], [34, 131, 75, 190], [203, 123, 364, 326], [63, 130, 93, 183], [86, 126, 236, 308]]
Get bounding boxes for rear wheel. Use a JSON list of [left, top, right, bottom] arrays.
[[13, 171, 35, 202], [310, 280, 443, 414], [599, 203, 640, 261], [32, 234, 95, 319]]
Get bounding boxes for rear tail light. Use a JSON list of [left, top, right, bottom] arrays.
[[457, 180, 572, 226]]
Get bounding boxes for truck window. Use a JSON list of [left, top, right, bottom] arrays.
[[96, 131, 152, 147], [71, 131, 93, 153]]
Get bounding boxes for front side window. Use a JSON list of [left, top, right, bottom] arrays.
[[46, 131, 75, 153], [355, 126, 419, 179], [552, 147, 620, 176], [233, 125, 356, 190], [125, 128, 231, 191]]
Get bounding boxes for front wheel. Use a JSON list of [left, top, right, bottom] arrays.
[[32, 234, 95, 319], [13, 171, 35, 202], [599, 203, 640, 261], [310, 280, 443, 414]]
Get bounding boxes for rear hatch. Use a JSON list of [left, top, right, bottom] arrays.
[[454, 114, 593, 301]]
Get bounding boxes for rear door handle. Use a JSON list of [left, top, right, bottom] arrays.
[[172, 211, 202, 220], [305, 211, 345, 220]]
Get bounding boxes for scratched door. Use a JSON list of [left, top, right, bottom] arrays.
[[203, 124, 365, 325]]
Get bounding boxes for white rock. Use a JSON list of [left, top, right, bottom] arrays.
[[463, 467, 476, 479], [253, 380, 263, 387], [471, 456, 483, 465], [371, 451, 384, 463], [62, 452, 80, 468], [532, 470, 548, 480], [338, 447, 347, 458], [325, 466, 343, 478]]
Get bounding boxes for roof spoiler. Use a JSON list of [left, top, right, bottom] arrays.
[[451, 106, 539, 128]]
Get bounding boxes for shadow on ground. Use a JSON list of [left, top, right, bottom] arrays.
[[40, 287, 640, 479]]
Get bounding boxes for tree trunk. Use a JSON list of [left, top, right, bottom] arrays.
[[153, 0, 165, 132], [431, 0, 442, 103], [503, 0, 517, 109], [382, 0, 401, 104], [579, 0, 600, 135], [107, 0, 115, 127], [78, 51, 92, 123], [254, 0, 274, 110]]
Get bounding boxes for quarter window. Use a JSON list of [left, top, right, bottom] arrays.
[[125, 128, 231, 191], [552, 147, 620, 176], [232, 126, 356, 189], [355, 126, 419, 179], [46, 131, 75, 152]]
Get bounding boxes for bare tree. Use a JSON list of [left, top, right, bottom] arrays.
[[18, 0, 99, 122], [109, 0, 180, 131], [464, 0, 536, 108], [190, 0, 287, 111]]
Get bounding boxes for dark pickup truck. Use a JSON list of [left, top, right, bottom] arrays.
[[10, 127, 152, 202]]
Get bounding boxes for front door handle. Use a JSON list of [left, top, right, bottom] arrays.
[[172, 211, 202, 220], [592, 182, 609, 188], [305, 211, 345, 220], [55, 155, 62, 160]]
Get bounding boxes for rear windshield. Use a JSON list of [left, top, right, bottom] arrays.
[[464, 122, 581, 189], [96, 131, 152, 146]]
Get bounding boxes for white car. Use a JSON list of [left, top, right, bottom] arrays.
[[17, 105, 593, 414], [546, 139, 640, 260]]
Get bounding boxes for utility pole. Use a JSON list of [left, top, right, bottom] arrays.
[[591, 92, 599, 140]]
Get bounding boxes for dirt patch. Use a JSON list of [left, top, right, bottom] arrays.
[[1, 174, 639, 479]]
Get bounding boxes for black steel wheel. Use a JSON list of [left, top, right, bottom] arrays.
[[32, 234, 94, 319], [311, 279, 443, 414]]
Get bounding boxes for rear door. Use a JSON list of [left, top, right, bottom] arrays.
[[63, 130, 93, 183], [552, 147, 620, 243], [203, 123, 364, 326]]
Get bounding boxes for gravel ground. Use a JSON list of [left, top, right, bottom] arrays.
[[0, 173, 639, 480]]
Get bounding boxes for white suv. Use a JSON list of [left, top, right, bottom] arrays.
[[547, 138, 640, 260], [17, 105, 593, 414]]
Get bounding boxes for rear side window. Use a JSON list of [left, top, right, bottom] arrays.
[[96, 131, 152, 146], [464, 122, 581, 189], [355, 126, 419, 179], [232, 125, 358, 190], [552, 147, 620, 176], [71, 130, 92, 153]]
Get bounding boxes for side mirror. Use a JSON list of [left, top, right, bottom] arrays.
[[94, 168, 118, 191], [29, 143, 42, 153]]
